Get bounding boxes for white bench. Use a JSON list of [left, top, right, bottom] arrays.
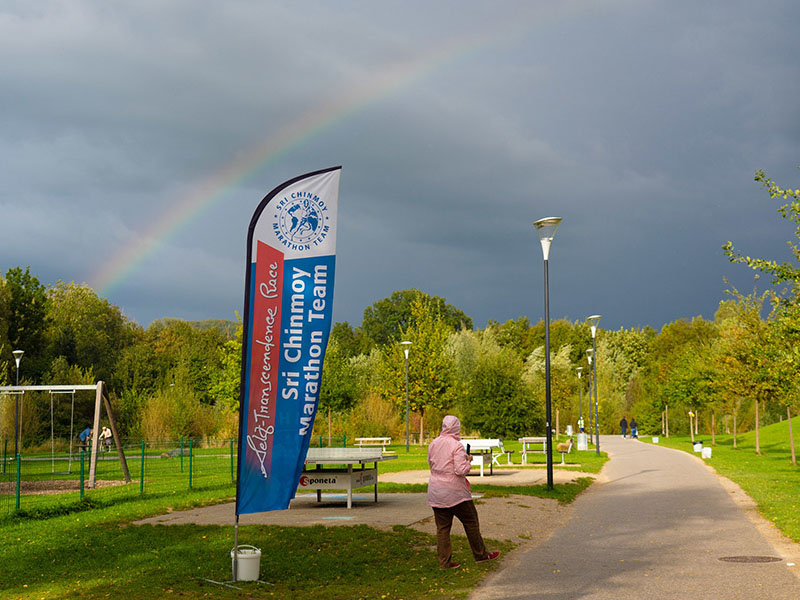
[[354, 437, 391, 449], [519, 436, 548, 465], [459, 438, 513, 476]]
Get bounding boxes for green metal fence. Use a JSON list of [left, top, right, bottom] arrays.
[[0, 435, 348, 518]]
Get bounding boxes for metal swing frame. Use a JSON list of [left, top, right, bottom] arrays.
[[0, 381, 130, 487]]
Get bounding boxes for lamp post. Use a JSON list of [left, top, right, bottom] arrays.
[[12, 350, 23, 456], [586, 348, 593, 445], [400, 341, 412, 452], [534, 216, 562, 490], [588, 315, 601, 455], [576, 367, 583, 429]]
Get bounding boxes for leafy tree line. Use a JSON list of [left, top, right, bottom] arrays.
[[3, 167, 800, 455]]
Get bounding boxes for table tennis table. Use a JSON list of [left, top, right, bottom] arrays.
[[298, 447, 397, 509]]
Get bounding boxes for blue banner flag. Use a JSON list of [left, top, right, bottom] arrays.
[[235, 166, 341, 515]]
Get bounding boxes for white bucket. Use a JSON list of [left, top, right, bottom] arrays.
[[231, 545, 261, 581], [693, 441, 703, 452], [652, 437, 659, 444], [702, 447, 712, 459]]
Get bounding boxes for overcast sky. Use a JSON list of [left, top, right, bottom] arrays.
[[2, 0, 799, 333]]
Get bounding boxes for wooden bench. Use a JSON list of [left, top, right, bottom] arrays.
[[354, 437, 391, 450], [556, 438, 573, 465], [519, 436, 548, 465]]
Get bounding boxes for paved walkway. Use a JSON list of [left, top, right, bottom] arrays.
[[471, 436, 800, 600]]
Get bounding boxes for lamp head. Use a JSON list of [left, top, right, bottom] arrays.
[[587, 314, 601, 338], [533, 217, 562, 261], [12, 350, 23, 367], [577, 367, 583, 378], [586, 347, 593, 365], [400, 340, 412, 359]]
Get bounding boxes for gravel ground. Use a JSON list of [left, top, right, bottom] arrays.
[[383, 468, 597, 549]]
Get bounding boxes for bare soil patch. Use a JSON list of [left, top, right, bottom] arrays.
[[0, 479, 130, 496]]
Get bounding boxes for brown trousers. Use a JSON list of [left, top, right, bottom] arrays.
[[432, 500, 488, 568]]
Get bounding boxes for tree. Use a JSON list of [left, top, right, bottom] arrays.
[[4, 266, 50, 381], [329, 321, 373, 357], [360, 289, 472, 347], [46, 281, 136, 383], [765, 300, 800, 464], [524, 344, 575, 433], [318, 338, 358, 442], [449, 328, 542, 437], [713, 289, 774, 453], [0, 276, 10, 377], [638, 317, 718, 437], [462, 347, 540, 438], [376, 297, 454, 442], [487, 317, 536, 359], [723, 167, 800, 301], [209, 320, 243, 413]]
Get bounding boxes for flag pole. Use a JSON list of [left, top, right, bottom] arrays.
[[233, 515, 239, 582]]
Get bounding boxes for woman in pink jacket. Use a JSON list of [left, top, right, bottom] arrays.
[[427, 415, 499, 569]]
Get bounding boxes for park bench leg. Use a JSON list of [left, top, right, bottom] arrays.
[[346, 464, 353, 509], [374, 461, 378, 503]]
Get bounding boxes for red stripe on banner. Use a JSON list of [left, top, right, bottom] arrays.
[[245, 241, 284, 479]]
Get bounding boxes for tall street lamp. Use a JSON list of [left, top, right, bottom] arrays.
[[12, 350, 23, 456], [588, 315, 601, 455], [576, 367, 583, 430], [400, 341, 412, 452], [534, 216, 562, 490], [576, 366, 586, 451], [586, 348, 593, 444]]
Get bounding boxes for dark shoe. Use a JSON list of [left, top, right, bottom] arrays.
[[476, 551, 500, 563]]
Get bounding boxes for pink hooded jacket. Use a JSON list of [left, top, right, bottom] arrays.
[[427, 415, 473, 508]]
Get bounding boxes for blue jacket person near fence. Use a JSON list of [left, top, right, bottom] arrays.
[[427, 415, 500, 569], [79, 427, 92, 451]]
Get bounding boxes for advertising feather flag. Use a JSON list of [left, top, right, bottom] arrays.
[[235, 166, 341, 515]]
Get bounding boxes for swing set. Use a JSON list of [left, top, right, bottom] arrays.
[[0, 381, 131, 488]]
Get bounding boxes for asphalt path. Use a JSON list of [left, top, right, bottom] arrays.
[[471, 435, 800, 600]]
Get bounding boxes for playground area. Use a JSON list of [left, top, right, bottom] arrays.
[[0, 438, 238, 516]]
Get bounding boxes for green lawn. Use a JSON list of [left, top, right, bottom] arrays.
[[0, 438, 603, 599], [642, 415, 800, 543], [379, 436, 607, 475]]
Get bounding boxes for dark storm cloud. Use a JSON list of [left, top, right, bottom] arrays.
[[1, 0, 799, 333]]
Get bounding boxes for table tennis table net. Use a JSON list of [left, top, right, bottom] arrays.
[[306, 447, 384, 462]]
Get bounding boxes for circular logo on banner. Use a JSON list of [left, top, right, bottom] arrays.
[[299, 475, 310, 487], [274, 193, 329, 250]]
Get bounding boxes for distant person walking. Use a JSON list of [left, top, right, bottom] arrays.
[[427, 415, 499, 569], [630, 418, 638, 439], [619, 417, 628, 438]]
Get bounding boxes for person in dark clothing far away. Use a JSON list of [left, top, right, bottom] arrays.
[[619, 417, 628, 438]]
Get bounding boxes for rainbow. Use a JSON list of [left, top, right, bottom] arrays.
[[90, 5, 569, 297]]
